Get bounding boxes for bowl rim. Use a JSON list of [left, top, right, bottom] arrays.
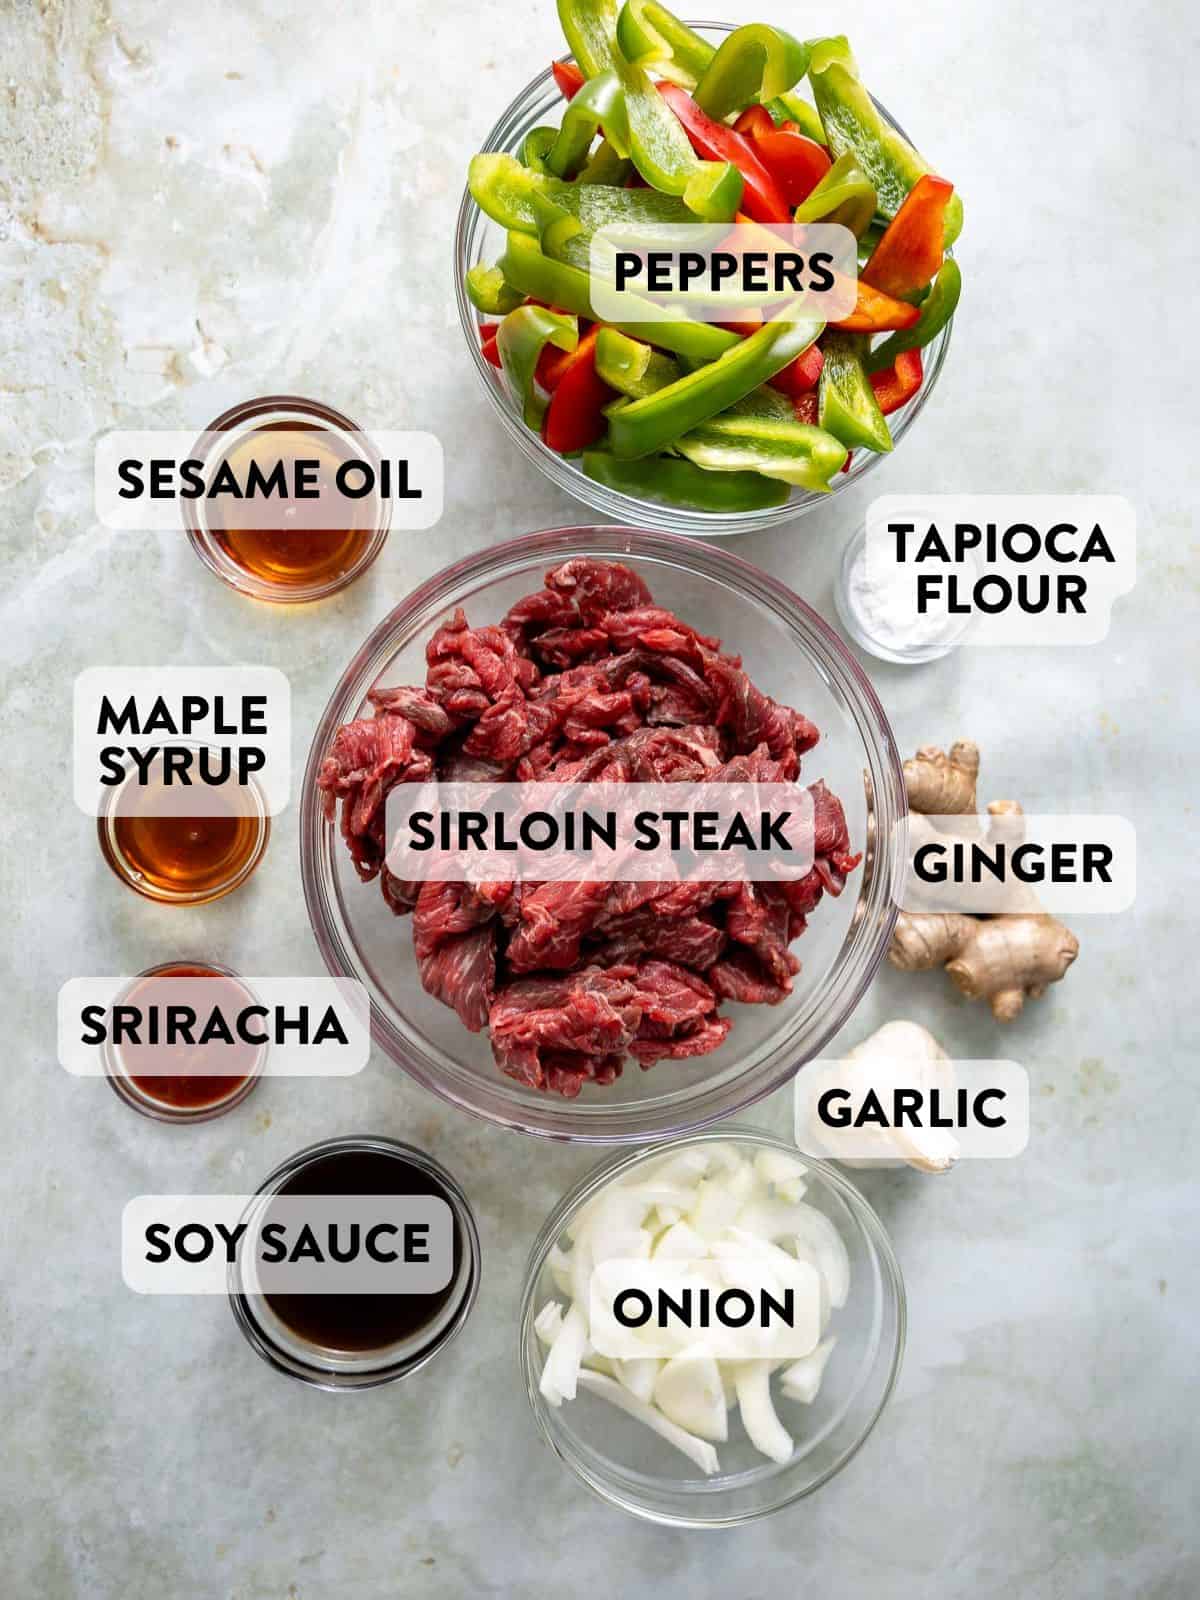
[[300, 525, 905, 1142], [453, 22, 954, 536], [518, 1127, 907, 1527]]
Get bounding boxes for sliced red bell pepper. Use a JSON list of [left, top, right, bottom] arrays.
[[542, 327, 614, 454], [868, 347, 923, 415], [734, 105, 775, 139], [657, 83, 791, 223], [552, 60, 586, 101], [717, 314, 763, 337], [480, 324, 503, 368], [536, 342, 574, 390], [862, 175, 954, 300], [833, 279, 922, 333], [792, 392, 819, 426], [732, 107, 831, 204], [749, 129, 832, 207], [768, 341, 824, 397]]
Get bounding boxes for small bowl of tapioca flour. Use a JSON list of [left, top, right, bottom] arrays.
[[835, 522, 974, 665]]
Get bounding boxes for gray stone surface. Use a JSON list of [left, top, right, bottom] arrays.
[[2, 1, 1196, 1596]]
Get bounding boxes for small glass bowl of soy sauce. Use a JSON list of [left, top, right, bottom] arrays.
[[228, 1136, 481, 1390]]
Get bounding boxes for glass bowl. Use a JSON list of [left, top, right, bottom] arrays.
[[300, 526, 904, 1141], [454, 23, 954, 537], [227, 1135, 482, 1390], [520, 1130, 905, 1526], [835, 522, 969, 665], [182, 395, 391, 604]]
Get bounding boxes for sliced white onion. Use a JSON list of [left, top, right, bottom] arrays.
[[533, 1300, 565, 1347], [791, 1204, 851, 1309], [614, 1356, 661, 1404], [689, 1176, 748, 1239], [780, 1337, 837, 1404], [735, 1197, 818, 1241], [654, 1346, 728, 1442], [577, 1370, 720, 1476], [733, 1361, 793, 1465], [539, 1303, 588, 1407], [652, 1220, 710, 1261], [754, 1149, 809, 1194]]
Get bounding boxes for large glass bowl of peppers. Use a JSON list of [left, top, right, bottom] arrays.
[[455, 10, 961, 536]]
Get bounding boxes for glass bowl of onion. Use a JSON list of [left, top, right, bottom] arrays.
[[520, 1128, 905, 1526]]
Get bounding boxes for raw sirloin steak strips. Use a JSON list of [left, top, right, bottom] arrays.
[[318, 559, 861, 1098]]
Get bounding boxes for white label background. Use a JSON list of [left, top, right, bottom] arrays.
[[74, 664, 291, 816], [58, 976, 370, 1076]]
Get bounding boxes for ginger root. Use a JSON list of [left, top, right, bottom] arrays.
[[903, 740, 980, 815], [889, 742, 1080, 1020]]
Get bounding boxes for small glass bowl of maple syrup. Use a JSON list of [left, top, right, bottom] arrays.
[[97, 745, 270, 905], [183, 395, 391, 603], [104, 960, 265, 1123]]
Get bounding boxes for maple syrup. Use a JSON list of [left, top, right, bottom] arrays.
[[184, 398, 390, 603], [98, 756, 269, 905], [106, 961, 263, 1121]]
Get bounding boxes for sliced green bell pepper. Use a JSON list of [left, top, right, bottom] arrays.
[[818, 331, 892, 452], [579, 138, 632, 185], [583, 448, 790, 510], [613, 50, 741, 219], [809, 47, 963, 247], [770, 90, 830, 145], [726, 384, 795, 422], [469, 153, 692, 234], [692, 25, 810, 122], [558, 0, 620, 77], [607, 314, 823, 458], [792, 151, 877, 238], [466, 263, 524, 316], [615, 0, 825, 139], [496, 306, 578, 428], [594, 328, 679, 397], [547, 67, 630, 175], [519, 126, 559, 174], [865, 257, 960, 371], [498, 231, 740, 364], [675, 414, 847, 490], [616, 0, 711, 83]]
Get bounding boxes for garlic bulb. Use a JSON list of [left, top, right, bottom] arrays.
[[802, 1019, 959, 1173]]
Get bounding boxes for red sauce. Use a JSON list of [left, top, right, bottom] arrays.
[[120, 963, 261, 1111]]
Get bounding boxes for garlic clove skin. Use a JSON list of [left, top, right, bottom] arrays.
[[804, 1019, 961, 1174]]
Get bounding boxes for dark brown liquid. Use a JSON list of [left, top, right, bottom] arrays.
[[263, 1149, 462, 1354], [209, 424, 376, 592], [122, 964, 258, 1110]]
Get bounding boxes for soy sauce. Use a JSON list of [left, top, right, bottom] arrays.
[[263, 1147, 462, 1354]]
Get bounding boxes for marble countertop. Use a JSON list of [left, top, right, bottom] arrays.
[[2, 1, 1196, 1595]]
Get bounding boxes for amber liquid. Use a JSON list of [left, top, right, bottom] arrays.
[[122, 963, 258, 1110], [110, 807, 264, 899], [263, 1149, 463, 1355], [208, 424, 376, 592]]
